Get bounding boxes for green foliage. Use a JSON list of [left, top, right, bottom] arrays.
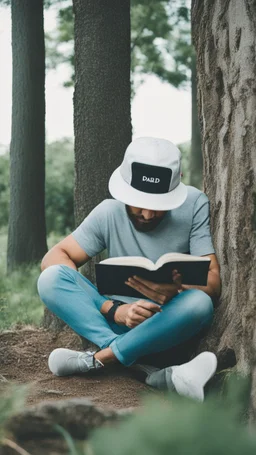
[[55, 424, 80, 455], [45, 0, 192, 93], [86, 378, 254, 455], [0, 386, 27, 442], [45, 139, 74, 234], [0, 231, 43, 330], [0, 230, 64, 331], [0, 140, 74, 235], [131, 0, 191, 92]]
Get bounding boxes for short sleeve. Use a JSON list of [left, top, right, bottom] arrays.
[[71, 202, 107, 257], [189, 193, 215, 256]]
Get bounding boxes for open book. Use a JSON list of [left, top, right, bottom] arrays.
[[95, 252, 211, 298]]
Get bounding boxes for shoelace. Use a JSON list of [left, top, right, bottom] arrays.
[[78, 351, 95, 371], [80, 351, 104, 370]]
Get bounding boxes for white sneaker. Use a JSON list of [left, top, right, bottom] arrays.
[[48, 348, 104, 377], [146, 351, 217, 402]]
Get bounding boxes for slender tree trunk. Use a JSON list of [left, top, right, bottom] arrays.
[[73, 0, 132, 283], [8, 0, 47, 272], [189, 50, 203, 189], [192, 0, 256, 419]]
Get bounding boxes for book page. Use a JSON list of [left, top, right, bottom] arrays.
[[155, 252, 211, 269], [100, 256, 155, 270]]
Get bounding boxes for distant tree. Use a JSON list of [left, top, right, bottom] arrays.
[[73, 0, 132, 283], [45, 1, 203, 188], [192, 0, 256, 420], [7, 0, 47, 271], [0, 153, 9, 228], [43, 0, 132, 331], [46, 1, 191, 92]]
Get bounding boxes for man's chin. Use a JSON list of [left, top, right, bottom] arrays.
[[131, 219, 162, 232], [125, 205, 166, 232]]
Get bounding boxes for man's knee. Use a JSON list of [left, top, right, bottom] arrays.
[[37, 265, 66, 303], [183, 289, 214, 325]]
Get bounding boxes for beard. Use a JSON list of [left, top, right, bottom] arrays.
[[125, 205, 166, 232]]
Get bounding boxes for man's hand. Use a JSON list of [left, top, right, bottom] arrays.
[[125, 270, 182, 305], [114, 300, 162, 328]]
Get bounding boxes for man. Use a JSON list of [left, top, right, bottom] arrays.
[[38, 137, 221, 401]]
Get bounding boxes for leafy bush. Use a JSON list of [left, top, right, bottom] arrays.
[[45, 138, 75, 234], [0, 230, 65, 331], [0, 231, 43, 330], [86, 379, 254, 455], [0, 386, 27, 439], [0, 139, 75, 235]]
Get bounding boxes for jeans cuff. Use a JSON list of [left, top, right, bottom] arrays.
[[109, 339, 134, 366]]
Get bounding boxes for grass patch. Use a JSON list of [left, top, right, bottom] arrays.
[[0, 229, 64, 331]]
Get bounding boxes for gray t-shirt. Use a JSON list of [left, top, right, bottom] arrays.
[[72, 185, 215, 261], [72, 186, 215, 303]]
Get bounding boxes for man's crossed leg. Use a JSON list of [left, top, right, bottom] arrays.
[[38, 264, 217, 401]]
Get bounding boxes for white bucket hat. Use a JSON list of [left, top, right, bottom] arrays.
[[109, 137, 188, 210]]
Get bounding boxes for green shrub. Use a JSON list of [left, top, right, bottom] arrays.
[[0, 139, 75, 235], [0, 386, 27, 439], [86, 378, 254, 455], [45, 138, 75, 235], [0, 230, 65, 331]]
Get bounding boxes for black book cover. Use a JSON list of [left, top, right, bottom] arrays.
[[95, 260, 210, 298]]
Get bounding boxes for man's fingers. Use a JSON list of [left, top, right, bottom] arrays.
[[125, 278, 165, 302], [136, 300, 162, 313], [172, 269, 182, 280], [128, 276, 180, 297], [127, 314, 146, 327], [131, 275, 169, 294], [172, 272, 182, 288], [133, 306, 157, 319], [130, 275, 160, 290]]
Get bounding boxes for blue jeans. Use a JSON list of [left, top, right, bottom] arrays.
[[37, 265, 214, 366]]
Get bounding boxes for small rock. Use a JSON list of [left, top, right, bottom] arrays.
[[43, 389, 65, 395]]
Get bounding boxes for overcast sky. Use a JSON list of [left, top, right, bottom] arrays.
[[0, 6, 191, 148]]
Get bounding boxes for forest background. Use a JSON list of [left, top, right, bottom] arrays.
[[0, 0, 194, 330], [0, 0, 256, 453]]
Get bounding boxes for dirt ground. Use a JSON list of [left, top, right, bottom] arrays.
[[0, 326, 152, 410]]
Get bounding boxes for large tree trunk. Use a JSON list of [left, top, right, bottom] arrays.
[[8, 0, 47, 272], [189, 50, 203, 189], [192, 0, 256, 417], [43, 0, 131, 332], [73, 0, 132, 283]]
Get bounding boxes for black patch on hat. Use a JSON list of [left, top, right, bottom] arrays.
[[131, 162, 172, 194]]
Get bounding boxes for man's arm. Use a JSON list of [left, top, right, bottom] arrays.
[[42, 234, 161, 328], [41, 234, 91, 271], [181, 254, 221, 300]]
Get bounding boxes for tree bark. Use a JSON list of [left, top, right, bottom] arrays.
[[189, 50, 203, 189], [192, 0, 256, 418], [73, 0, 132, 284], [8, 0, 47, 272]]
